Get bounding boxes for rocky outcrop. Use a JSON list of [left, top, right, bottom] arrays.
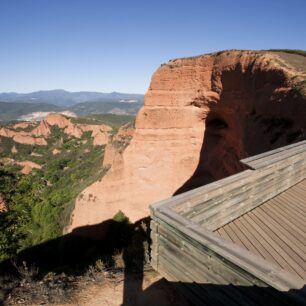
[[0, 128, 16, 138], [13, 134, 47, 146], [0, 158, 42, 174], [64, 124, 83, 138], [0, 193, 8, 213], [103, 123, 135, 167], [18, 161, 42, 174], [12, 122, 33, 130], [0, 127, 47, 146], [92, 132, 109, 146], [81, 124, 112, 146], [31, 120, 52, 137], [46, 113, 70, 128], [11, 145, 18, 154], [0, 113, 112, 148], [66, 50, 306, 230], [52, 148, 61, 155], [46, 113, 111, 145], [31, 152, 43, 157]]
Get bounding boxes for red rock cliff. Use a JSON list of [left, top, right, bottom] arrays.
[[67, 50, 306, 231]]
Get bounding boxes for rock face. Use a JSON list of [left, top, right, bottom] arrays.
[[68, 50, 306, 231], [0, 193, 8, 213], [45, 113, 112, 145], [18, 161, 42, 174], [31, 120, 52, 137], [0, 127, 47, 146], [46, 113, 71, 129], [0, 158, 42, 174], [64, 124, 83, 138], [12, 122, 33, 130], [13, 134, 47, 146], [0, 113, 112, 149], [82, 124, 112, 146], [0, 128, 18, 138], [103, 123, 134, 167], [11, 145, 18, 154], [52, 148, 61, 155]]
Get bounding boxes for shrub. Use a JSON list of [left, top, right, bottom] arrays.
[[113, 210, 129, 223]]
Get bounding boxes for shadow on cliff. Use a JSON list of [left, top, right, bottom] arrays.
[[174, 104, 306, 196], [174, 110, 248, 195]]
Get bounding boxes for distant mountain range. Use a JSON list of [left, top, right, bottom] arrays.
[[0, 90, 144, 121], [0, 89, 144, 106], [0, 102, 63, 122]]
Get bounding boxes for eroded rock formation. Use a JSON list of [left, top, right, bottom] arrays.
[[103, 123, 134, 167], [67, 50, 306, 230], [12, 122, 33, 130], [0, 127, 47, 146], [12, 133, 47, 146], [0, 158, 42, 174], [0, 113, 112, 148], [45, 113, 70, 128], [19, 161, 42, 174], [0, 193, 8, 213], [11, 145, 18, 154], [45, 113, 112, 145], [31, 120, 52, 137]]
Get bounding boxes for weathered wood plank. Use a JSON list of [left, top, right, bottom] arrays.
[[151, 208, 305, 291], [255, 207, 306, 259], [241, 141, 306, 167], [260, 204, 306, 247], [238, 216, 279, 264], [150, 141, 306, 305], [176, 158, 305, 220], [280, 195, 306, 216], [157, 257, 233, 306], [272, 200, 306, 230], [206, 170, 306, 231], [157, 258, 296, 306], [265, 200, 306, 238], [245, 213, 302, 277], [250, 212, 306, 279], [230, 221, 263, 257], [158, 254, 264, 306], [157, 224, 263, 287], [245, 148, 306, 170]]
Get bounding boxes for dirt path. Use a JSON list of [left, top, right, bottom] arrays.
[[76, 270, 190, 306]]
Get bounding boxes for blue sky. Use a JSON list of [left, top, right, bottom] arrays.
[[0, 0, 305, 94]]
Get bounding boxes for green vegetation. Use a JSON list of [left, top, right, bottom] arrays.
[[113, 210, 129, 223], [0, 113, 137, 263], [0, 134, 106, 259], [292, 79, 306, 95], [268, 49, 306, 57], [0, 125, 108, 261], [68, 101, 142, 117], [112, 134, 133, 153], [71, 113, 135, 129], [0, 137, 35, 161]]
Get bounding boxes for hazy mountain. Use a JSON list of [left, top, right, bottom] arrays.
[[0, 90, 144, 106], [0, 102, 63, 122], [0, 99, 143, 122], [69, 101, 142, 116]]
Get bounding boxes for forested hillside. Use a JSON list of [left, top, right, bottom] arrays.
[[0, 114, 134, 261]]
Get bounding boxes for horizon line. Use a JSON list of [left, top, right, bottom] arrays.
[[0, 88, 146, 95]]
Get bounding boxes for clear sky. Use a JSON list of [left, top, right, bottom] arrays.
[[0, 0, 305, 94]]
